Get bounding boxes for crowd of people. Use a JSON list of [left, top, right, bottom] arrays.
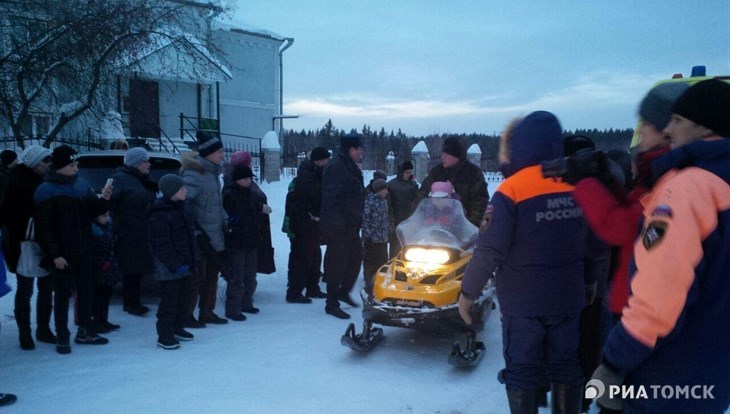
[[0, 79, 728, 412]]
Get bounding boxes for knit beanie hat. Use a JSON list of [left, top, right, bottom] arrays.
[[340, 133, 363, 150], [638, 82, 690, 131], [230, 151, 252, 167], [158, 174, 185, 200], [371, 178, 387, 193], [232, 164, 254, 181], [671, 79, 730, 137], [51, 145, 78, 170], [196, 131, 224, 157], [0, 149, 17, 166], [309, 147, 330, 162], [563, 134, 595, 156], [20, 145, 52, 169], [401, 160, 414, 171], [123, 147, 149, 167], [429, 181, 454, 198], [373, 170, 387, 180], [442, 137, 465, 160]]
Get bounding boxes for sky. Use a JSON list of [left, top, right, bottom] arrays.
[[1, 175, 558, 414], [227, 0, 730, 136]]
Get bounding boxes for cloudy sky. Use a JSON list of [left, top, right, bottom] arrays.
[[230, 1, 730, 136]]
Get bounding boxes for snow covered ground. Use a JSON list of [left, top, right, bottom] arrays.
[[0, 172, 595, 413]]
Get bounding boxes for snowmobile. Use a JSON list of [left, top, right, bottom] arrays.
[[341, 197, 495, 367]]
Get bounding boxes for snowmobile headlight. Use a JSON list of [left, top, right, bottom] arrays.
[[404, 247, 450, 265]]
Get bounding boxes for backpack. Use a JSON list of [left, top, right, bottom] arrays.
[[281, 177, 298, 238]]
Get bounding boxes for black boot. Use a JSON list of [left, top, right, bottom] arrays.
[[551, 383, 582, 414], [506, 388, 538, 414]]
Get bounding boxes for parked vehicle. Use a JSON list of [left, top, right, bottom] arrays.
[[76, 150, 181, 192]]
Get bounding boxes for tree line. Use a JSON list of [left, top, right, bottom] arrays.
[[281, 119, 634, 171]]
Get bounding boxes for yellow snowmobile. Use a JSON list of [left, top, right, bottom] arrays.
[[341, 197, 495, 367]]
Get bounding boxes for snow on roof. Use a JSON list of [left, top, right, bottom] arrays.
[[411, 140, 429, 153], [116, 28, 232, 83], [262, 131, 281, 150], [212, 18, 286, 41], [467, 143, 481, 154]]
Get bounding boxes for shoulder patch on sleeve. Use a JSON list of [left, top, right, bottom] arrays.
[[650, 204, 673, 218], [642, 220, 668, 250]]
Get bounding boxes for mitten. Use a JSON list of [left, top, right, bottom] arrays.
[[590, 363, 625, 411], [562, 150, 600, 185], [262, 204, 272, 214]]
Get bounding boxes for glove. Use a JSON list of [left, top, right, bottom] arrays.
[[457, 291, 477, 326], [102, 261, 112, 271], [175, 265, 190, 275], [585, 280, 597, 306], [262, 204, 272, 214], [590, 363, 625, 411], [562, 150, 602, 185]]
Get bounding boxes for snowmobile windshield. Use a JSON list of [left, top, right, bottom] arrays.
[[396, 198, 479, 252]]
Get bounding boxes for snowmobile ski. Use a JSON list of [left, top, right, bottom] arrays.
[[340, 321, 384, 352], [448, 330, 486, 367]]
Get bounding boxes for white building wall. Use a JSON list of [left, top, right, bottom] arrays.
[[212, 28, 283, 145], [158, 80, 198, 140]]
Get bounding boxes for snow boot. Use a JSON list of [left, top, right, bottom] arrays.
[[551, 383, 582, 414], [326, 307, 351, 320], [19, 330, 35, 350], [506, 388, 538, 414], [174, 329, 194, 341], [36, 327, 57, 344], [74, 327, 109, 345], [0, 393, 18, 407], [157, 336, 180, 350]]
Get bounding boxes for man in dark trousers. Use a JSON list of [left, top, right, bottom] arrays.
[[286, 147, 330, 303], [320, 134, 365, 319], [417, 137, 489, 227], [459, 112, 587, 413]]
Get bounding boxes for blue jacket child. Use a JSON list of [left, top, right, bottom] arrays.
[[148, 174, 197, 349]]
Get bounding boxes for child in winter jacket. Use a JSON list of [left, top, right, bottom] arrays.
[[222, 164, 271, 320], [361, 178, 389, 294], [149, 175, 197, 350], [89, 208, 122, 334]]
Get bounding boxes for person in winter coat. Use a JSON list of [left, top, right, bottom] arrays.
[[320, 133, 365, 320], [458, 112, 588, 413], [180, 132, 228, 327], [570, 83, 689, 329], [387, 160, 418, 258], [2, 145, 54, 350], [361, 178, 389, 294], [110, 147, 158, 316], [89, 207, 122, 334], [285, 147, 330, 303], [34, 145, 112, 354], [149, 174, 197, 350], [417, 137, 488, 227], [226, 150, 276, 276], [592, 79, 730, 414], [222, 164, 271, 320]]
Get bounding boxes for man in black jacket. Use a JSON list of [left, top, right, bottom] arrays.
[[34, 145, 112, 354], [320, 135, 365, 319], [417, 137, 489, 227], [286, 147, 330, 303], [111, 147, 158, 316]]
